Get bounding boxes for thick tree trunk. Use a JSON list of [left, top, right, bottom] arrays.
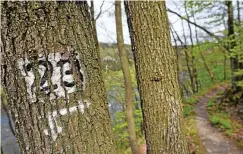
[[1, 1, 117, 153], [125, 1, 189, 154], [115, 1, 138, 154]]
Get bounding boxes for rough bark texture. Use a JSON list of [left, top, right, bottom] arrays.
[[115, 1, 138, 154], [1, 1, 117, 153], [125, 1, 189, 154], [226, 1, 239, 91], [90, 0, 100, 51]]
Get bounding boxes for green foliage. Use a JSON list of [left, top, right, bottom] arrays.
[[183, 97, 197, 105], [183, 105, 194, 117], [113, 107, 143, 151], [133, 108, 143, 136], [184, 115, 206, 154], [101, 50, 142, 151], [210, 114, 232, 130], [207, 99, 215, 108], [113, 111, 129, 150]]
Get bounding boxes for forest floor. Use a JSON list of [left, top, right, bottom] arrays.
[[195, 84, 243, 154]]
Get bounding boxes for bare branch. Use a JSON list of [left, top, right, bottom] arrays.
[[167, 8, 221, 41], [95, 0, 105, 21]]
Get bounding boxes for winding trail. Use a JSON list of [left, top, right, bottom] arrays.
[[195, 84, 243, 154]]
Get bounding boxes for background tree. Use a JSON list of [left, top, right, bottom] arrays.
[[115, 1, 138, 154], [125, 1, 189, 153], [168, 1, 243, 91], [1, 1, 117, 153]]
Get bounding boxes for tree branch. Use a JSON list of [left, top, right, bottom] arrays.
[[167, 8, 221, 41], [95, 0, 105, 21]]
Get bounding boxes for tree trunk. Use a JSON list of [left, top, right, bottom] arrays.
[[191, 11, 215, 83], [125, 1, 189, 154], [115, 1, 138, 154], [90, 1, 100, 51], [181, 19, 195, 94], [170, 26, 184, 97], [200, 52, 215, 83], [184, 2, 198, 93], [226, 1, 238, 91], [237, 0, 241, 24], [1, 1, 117, 153]]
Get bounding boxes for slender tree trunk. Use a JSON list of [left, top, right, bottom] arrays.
[[226, 1, 238, 91], [170, 25, 185, 98], [115, 1, 138, 153], [237, 0, 241, 24], [191, 10, 215, 83], [184, 2, 198, 93], [181, 20, 195, 93], [1, 1, 117, 153], [170, 24, 194, 94], [115, 1, 137, 154], [224, 52, 227, 81], [200, 52, 215, 83], [125, 1, 189, 154]]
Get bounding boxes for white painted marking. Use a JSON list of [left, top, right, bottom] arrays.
[[17, 52, 85, 101], [17, 58, 36, 102], [48, 53, 65, 99], [43, 100, 90, 141], [75, 54, 85, 90], [62, 62, 76, 94]]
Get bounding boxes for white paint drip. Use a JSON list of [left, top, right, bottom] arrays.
[[43, 100, 91, 141]]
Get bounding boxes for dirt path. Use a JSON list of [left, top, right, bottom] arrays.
[[195, 84, 243, 154]]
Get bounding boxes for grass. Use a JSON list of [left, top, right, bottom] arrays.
[[207, 99, 233, 130], [184, 116, 207, 154], [207, 96, 243, 148], [183, 105, 194, 117], [207, 99, 215, 108], [183, 97, 198, 105], [210, 114, 232, 130], [183, 96, 206, 153]]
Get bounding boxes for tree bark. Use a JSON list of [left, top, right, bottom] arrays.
[[226, 1, 238, 91], [1, 1, 117, 153], [90, 1, 100, 51], [115, 1, 138, 154], [237, 0, 241, 24], [125, 1, 189, 154]]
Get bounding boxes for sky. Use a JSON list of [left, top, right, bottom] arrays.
[[91, 0, 242, 45]]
